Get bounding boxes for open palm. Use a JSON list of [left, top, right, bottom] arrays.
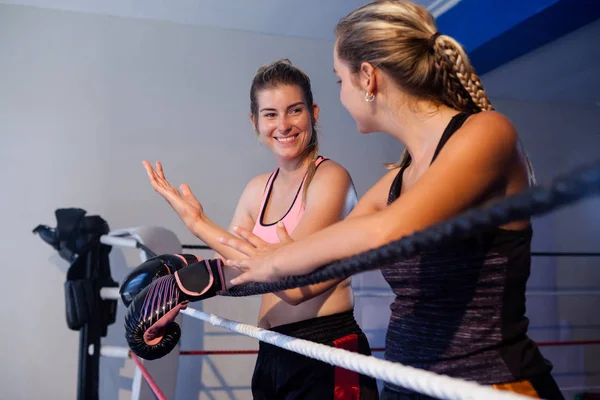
[[142, 160, 204, 231]]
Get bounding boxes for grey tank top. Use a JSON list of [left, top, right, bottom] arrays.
[[381, 112, 552, 393]]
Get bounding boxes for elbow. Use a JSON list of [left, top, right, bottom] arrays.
[[282, 296, 306, 306], [371, 214, 411, 250], [277, 292, 311, 306]]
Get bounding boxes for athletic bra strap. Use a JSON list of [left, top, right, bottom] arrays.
[[256, 169, 278, 218], [256, 155, 329, 222]]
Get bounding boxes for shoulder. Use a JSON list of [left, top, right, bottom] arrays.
[[444, 111, 520, 165], [314, 158, 351, 177], [244, 172, 273, 195], [237, 172, 272, 211], [310, 158, 353, 188], [304, 158, 356, 209], [303, 158, 357, 217], [460, 111, 519, 150], [465, 110, 517, 131]]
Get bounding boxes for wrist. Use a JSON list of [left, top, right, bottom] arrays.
[[271, 247, 285, 279], [189, 213, 208, 235]]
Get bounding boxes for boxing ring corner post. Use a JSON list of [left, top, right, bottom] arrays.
[[100, 235, 139, 249], [98, 228, 184, 400]]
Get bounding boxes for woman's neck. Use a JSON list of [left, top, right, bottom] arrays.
[[276, 154, 312, 181], [381, 100, 461, 167]]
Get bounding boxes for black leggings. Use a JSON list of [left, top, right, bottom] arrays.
[[251, 310, 379, 400]]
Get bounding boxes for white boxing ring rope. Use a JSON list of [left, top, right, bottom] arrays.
[[180, 307, 531, 400]]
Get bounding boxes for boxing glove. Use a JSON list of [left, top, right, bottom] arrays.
[[119, 254, 200, 307], [124, 258, 225, 360]]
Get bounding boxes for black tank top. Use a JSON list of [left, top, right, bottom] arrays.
[[382, 112, 553, 393]]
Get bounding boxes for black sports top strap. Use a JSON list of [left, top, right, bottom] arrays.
[[387, 112, 471, 205]]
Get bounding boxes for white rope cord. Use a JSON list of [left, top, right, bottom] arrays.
[[181, 307, 533, 400]]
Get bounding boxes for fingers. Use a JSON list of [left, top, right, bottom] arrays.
[[142, 160, 164, 189], [223, 258, 249, 270], [142, 160, 158, 183], [218, 236, 256, 257], [179, 183, 197, 200], [229, 271, 253, 286], [232, 226, 267, 248], [142, 160, 167, 184], [142, 160, 180, 196], [224, 258, 279, 286], [275, 222, 293, 244], [142, 160, 153, 174], [228, 266, 276, 286], [225, 260, 258, 286], [156, 161, 166, 180]]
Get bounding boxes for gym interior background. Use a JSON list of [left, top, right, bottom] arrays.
[[1, 0, 599, 399]]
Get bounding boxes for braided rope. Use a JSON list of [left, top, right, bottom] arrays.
[[180, 307, 531, 400], [223, 160, 600, 297]]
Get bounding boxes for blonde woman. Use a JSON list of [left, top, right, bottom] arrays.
[[223, 2, 564, 399]]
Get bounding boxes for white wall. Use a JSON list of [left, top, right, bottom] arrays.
[[0, 4, 401, 400]]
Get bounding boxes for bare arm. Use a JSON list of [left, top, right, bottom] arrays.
[[270, 161, 358, 305], [194, 176, 266, 259], [189, 175, 268, 283], [227, 112, 527, 284], [344, 166, 399, 219], [142, 160, 261, 264]]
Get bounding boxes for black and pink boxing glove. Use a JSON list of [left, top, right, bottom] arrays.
[[124, 258, 226, 360], [119, 253, 200, 307]]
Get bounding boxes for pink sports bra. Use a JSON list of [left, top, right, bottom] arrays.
[[251, 156, 328, 244]]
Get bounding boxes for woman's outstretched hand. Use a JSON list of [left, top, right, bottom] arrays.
[[219, 222, 292, 285], [142, 160, 205, 232]]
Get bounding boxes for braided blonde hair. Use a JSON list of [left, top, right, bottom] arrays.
[[335, 0, 535, 183]]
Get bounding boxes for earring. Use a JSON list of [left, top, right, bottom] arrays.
[[365, 92, 375, 102]]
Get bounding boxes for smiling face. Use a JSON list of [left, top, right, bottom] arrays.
[[252, 84, 319, 162]]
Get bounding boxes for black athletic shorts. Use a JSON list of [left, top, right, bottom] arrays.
[[251, 310, 379, 400]]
